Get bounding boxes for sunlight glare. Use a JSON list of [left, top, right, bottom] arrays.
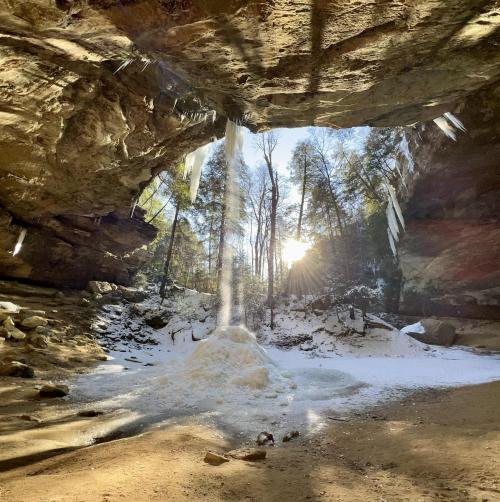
[[283, 239, 310, 266]]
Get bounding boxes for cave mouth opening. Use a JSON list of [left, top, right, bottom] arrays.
[[135, 121, 413, 320]]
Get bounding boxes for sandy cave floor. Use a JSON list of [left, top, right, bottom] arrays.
[[1, 288, 500, 501], [0, 381, 499, 502]]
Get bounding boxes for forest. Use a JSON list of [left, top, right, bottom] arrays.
[[137, 126, 407, 327]]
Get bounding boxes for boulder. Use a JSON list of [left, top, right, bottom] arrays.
[[117, 286, 148, 303], [39, 384, 69, 398], [29, 333, 49, 349], [282, 431, 300, 442], [404, 319, 457, 347], [227, 448, 267, 461], [20, 316, 49, 329], [0, 361, 35, 378], [87, 281, 115, 295], [204, 451, 230, 466], [3, 317, 26, 340], [0, 301, 21, 321]]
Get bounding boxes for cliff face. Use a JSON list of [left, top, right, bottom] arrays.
[[399, 86, 500, 319], [1, 1, 500, 289]]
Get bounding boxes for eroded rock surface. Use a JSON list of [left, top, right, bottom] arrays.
[[400, 85, 500, 319], [1, 1, 500, 290]]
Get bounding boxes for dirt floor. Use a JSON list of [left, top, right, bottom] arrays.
[[1, 381, 499, 502]]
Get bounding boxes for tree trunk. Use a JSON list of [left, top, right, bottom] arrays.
[[297, 151, 307, 240], [159, 202, 180, 298], [268, 180, 278, 330]]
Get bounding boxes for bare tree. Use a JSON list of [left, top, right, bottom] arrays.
[[256, 132, 279, 329]]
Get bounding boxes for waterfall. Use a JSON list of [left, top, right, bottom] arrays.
[[218, 119, 244, 326]]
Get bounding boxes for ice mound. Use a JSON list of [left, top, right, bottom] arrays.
[[184, 326, 291, 390]]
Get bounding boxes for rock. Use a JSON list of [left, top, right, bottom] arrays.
[[29, 333, 49, 349], [144, 313, 169, 329], [0, 361, 35, 378], [204, 451, 230, 466], [80, 298, 91, 306], [0, 301, 21, 321], [3, 317, 26, 340], [39, 384, 69, 398], [282, 431, 300, 442], [256, 432, 275, 446], [117, 286, 148, 303], [54, 291, 65, 300], [407, 319, 457, 347], [19, 414, 41, 423], [88, 281, 115, 295], [20, 316, 49, 329], [227, 448, 267, 461], [77, 410, 104, 417]]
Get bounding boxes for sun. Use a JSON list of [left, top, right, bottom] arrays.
[[282, 239, 310, 266]]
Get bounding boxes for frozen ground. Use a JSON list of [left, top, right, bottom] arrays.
[[67, 296, 500, 442]]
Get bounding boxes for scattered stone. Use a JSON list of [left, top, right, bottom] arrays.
[[39, 384, 69, 398], [77, 410, 104, 417], [282, 431, 300, 442], [18, 414, 42, 423], [144, 362, 155, 367], [0, 361, 35, 378], [20, 309, 46, 319], [204, 451, 230, 465], [21, 316, 49, 329], [124, 358, 142, 364], [256, 431, 275, 446], [3, 317, 26, 340], [87, 281, 114, 295], [29, 333, 48, 348], [227, 448, 267, 461], [80, 298, 91, 306], [0, 301, 21, 321], [117, 286, 148, 303]]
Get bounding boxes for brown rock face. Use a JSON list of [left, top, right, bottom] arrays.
[[399, 86, 500, 319], [0, 1, 499, 288]]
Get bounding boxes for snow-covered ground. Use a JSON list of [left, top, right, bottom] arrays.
[[68, 291, 500, 441]]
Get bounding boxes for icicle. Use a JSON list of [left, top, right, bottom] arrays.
[[114, 58, 133, 74], [183, 151, 195, 179], [443, 112, 466, 132], [130, 199, 138, 218], [433, 116, 457, 141], [212, 110, 217, 123], [172, 98, 178, 112], [188, 143, 211, 202], [387, 227, 397, 257], [387, 184, 405, 230], [12, 228, 27, 256], [386, 200, 400, 243]]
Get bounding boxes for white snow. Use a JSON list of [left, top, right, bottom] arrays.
[[401, 321, 425, 335], [69, 295, 500, 440]]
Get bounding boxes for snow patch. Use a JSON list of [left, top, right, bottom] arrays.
[[401, 321, 425, 335]]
